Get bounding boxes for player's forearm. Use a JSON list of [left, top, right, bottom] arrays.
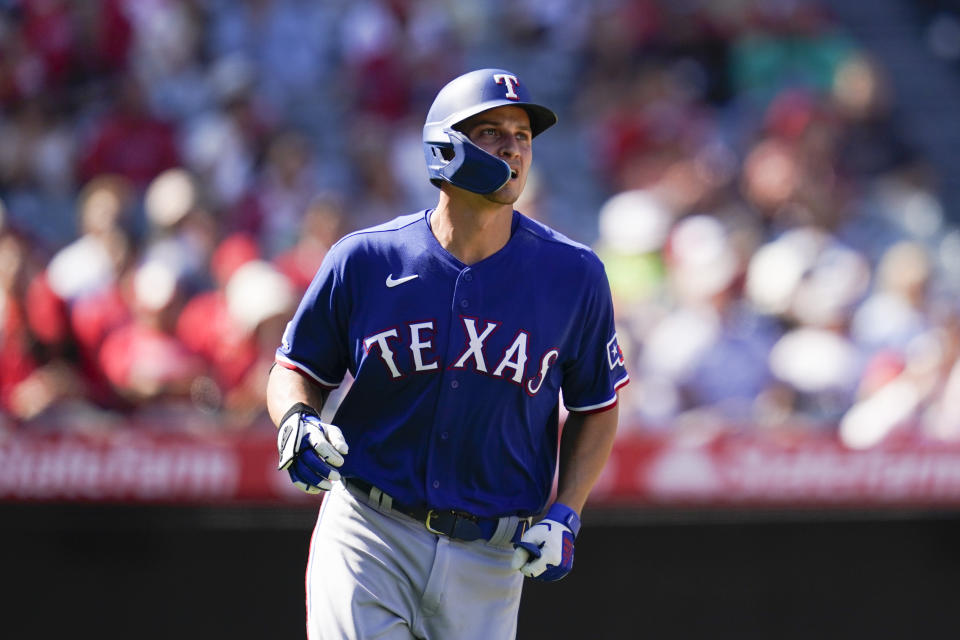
[[266, 364, 329, 427], [554, 401, 619, 515]]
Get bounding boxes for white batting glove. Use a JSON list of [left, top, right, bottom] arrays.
[[511, 502, 581, 581], [277, 402, 349, 494]]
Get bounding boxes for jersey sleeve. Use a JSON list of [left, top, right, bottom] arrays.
[[561, 255, 630, 413], [275, 244, 351, 388]]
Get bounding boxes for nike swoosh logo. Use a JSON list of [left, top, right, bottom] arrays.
[[386, 274, 419, 288]]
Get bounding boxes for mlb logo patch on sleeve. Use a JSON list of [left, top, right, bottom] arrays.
[[606, 334, 624, 370]]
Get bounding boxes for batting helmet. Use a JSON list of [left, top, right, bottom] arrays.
[[423, 68, 557, 194]]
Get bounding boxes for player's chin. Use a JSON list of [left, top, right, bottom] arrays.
[[485, 191, 519, 206], [487, 182, 524, 205]]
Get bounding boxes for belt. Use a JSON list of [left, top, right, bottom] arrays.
[[345, 478, 530, 545]]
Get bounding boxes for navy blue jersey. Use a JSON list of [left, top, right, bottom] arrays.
[[276, 210, 629, 518]]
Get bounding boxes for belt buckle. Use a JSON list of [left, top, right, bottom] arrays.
[[425, 509, 446, 536], [512, 518, 530, 544], [425, 509, 484, 541]]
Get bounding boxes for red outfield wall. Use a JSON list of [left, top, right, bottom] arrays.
[[4, 426, 960, 509]]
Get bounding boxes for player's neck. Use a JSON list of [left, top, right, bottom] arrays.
[[431, 190, 514, 265]]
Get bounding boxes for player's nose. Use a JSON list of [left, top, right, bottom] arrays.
[[498, 135, 521, 158]]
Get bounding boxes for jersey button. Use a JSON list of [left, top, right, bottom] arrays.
[[441, 432, 449, 440], [464, 273, 473, 282], [450, 380, 459, 389], [433, 481, 440, 489], [460, 299, 469, 308]]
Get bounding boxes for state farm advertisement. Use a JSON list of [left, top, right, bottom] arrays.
[[593, 431, 960, 508], [0, 429, 313, 504], [4, 428, 960, 507]]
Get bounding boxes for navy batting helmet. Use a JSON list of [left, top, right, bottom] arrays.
[[423, 68, 558, 194]]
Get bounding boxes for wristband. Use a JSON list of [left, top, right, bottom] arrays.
[[545, 502, 581, 538], [281, 402, 320, 426]]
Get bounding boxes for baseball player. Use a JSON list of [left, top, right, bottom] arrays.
[[267, 68, 629, 639]]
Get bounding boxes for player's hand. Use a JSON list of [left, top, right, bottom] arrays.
[[277, 402, 349, 494], [510, 502, 581, 582]]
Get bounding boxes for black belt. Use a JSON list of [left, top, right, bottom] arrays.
[[346, 478, 529, 544]]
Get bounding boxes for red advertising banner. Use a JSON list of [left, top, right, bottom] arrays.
[[0, 429, 314, 505], [4, 427, 960, 508], [592, 430, 960, 508]]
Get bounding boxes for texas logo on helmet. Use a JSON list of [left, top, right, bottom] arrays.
[[493, 73, 520, 100]]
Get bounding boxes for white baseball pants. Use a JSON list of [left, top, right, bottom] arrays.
[[305, 482, 525, 639]]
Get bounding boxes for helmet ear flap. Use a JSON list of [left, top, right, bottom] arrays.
[[434, 129, 511, 195]]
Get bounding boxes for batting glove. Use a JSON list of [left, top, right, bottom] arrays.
[[277, 402, 349, 494], [511, 502, 581, 582]]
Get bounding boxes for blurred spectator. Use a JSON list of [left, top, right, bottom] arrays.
[[924, 318, 960, 442], [141, 167, 218, 292], [337, 0, 410, 123], [728, 0, 855, 106], [250, 129, 322, 257], [98, 259, 205, 411], [840, 323, 953, 449], [0, 97, 75, 197], [346, 118, 407, 230], [173, 231, 298, 427], [77, 73, 181, 188], [0, 228, 48, 415], [46, 174, 135, 302], [182, 54, 274, 215], [0, 226, 91, 425], [637, 215, 780, 427], [71, 0, 135, 79], [67, 256, 133, 411], [850, 242, 934, 355], [126, 0, 211, 122], [831, 53, 914, 179], [16, 0, 79, 97], [175, 232, 260, 411], [272, 194, 345, 293], [744, 227, 871, 425], [215, 0, 336, 113], [219, 259, 296, 426], [0, 96, 77, 245]]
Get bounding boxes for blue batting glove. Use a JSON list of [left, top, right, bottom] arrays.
[[511, 502, 581, 582], [277, 403, 349, 494]]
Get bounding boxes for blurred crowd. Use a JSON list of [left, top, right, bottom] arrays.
[[2, 0, 960, 447], [588, 0, 960, 448]]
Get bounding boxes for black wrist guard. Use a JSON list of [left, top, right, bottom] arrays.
[[281, 402, 320, 426]]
